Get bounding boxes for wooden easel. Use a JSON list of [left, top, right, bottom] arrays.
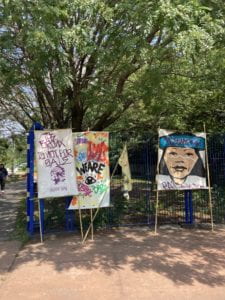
[[154, 126, 214, 234], [204, 123, 214, 231], [82, 148, 122, 243], [155, 127, 160, 235]]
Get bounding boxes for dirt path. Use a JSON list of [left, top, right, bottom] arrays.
[[0, 179, 26, 284], [0, 179, 25, 241]]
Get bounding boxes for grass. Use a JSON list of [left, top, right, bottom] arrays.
[[8, 173, 26, 183], [12, 197, 30, 244]]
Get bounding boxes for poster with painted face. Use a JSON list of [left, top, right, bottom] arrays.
[[156, 129, 207, 190], [68, 132, 110, 209], [35, 129, 78, 198]]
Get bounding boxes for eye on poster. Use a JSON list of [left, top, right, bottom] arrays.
[[156, 129, 207, 190], [35, 129, 78, 198], [69, 131, 110, 209]]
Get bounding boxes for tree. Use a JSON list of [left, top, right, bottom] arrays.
[[0, 134, 26, 172], [0, 0, 224, 131]]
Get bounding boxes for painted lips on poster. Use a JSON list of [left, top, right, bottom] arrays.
[[35, 129, 78, 198], [156, 129, 207, 190], [69, 131, 110, 209]]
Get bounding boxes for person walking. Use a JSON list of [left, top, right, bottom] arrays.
[[0, 164, 8, 194]]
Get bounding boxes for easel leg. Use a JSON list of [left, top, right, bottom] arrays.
[[91, 209, 94, 241], [154, 190, 159, 234], [38, 199, 43, 243], [208, 188, 214, 232], [204, 123, 214, 232], [78, 203, 84, 240]]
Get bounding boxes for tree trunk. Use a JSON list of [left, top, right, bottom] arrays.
[[71, 104, 84, 132]]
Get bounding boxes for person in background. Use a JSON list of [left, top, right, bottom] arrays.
[[0, 164, 8, 194]]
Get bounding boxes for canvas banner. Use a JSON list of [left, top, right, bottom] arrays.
[[35, 129, 78, 198], [156, 129, 207, 190], [69, 131, 110, 209], [118, 144, 132, 192]]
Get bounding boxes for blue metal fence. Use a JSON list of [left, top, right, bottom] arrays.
[[27, 130, 225, 234]]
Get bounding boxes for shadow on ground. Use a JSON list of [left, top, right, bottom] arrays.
[[5, 226, 225, 287], [1, 179, 225, 289]]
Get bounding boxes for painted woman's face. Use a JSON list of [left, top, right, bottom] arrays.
[[164, 147, 198, 184]]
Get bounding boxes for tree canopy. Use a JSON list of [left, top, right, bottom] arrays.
[[0, 0, 224, 132]]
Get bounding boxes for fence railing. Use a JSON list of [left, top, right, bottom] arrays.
[[36, 132, 225, 232]]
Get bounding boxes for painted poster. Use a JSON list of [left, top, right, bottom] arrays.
[[69, 131, 110, 209], [35, 129, 78, 198], [156, 129, 207, 190], [118, 144, 132, 192]]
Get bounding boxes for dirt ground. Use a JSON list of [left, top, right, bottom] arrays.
[[1, 180, 225, 299], [1, 226, 225, 300]]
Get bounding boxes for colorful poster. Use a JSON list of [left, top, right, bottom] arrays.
[[35, 129, 78, 198], [69, 132, 110, 209], [156, 129, 207, 190]]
